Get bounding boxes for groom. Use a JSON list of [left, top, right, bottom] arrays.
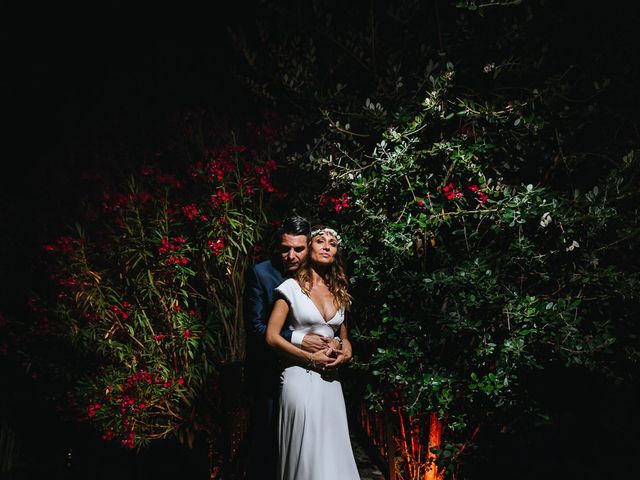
[[243, 216, 338, 479]]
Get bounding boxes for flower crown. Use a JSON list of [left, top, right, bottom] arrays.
[[310, 227, 342, 245]]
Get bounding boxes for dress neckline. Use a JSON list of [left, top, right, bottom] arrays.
[[295, 281, 340, 323]]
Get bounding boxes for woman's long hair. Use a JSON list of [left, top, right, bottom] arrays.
[[295, 226, 352, 310]]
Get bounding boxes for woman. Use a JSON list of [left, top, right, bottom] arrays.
[[266, 226, 360, 480]]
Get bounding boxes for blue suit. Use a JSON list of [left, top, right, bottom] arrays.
[[243, 258, 291, 479], [244, 258, 293, 394]]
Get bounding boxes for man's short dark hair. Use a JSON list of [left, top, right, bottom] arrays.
[[278, 216, 311, 238]]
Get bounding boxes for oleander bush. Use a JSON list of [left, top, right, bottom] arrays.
[[12, 127, 286, 457]]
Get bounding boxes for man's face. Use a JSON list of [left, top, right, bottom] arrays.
[[278, 233, 308, 274]]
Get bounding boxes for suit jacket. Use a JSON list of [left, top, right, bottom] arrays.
[[244, 259, 292, 394]]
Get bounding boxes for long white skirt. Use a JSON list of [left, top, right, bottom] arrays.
[[277, 365, 360, 480]]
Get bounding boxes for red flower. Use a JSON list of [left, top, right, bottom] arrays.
[[141, 164, 156, 176], [210, 190, 233, 205], [321, 193, 351, 212], [159, 236, 186, 255], [265, 159, 277, 171], [259, 175, 277, 193], [121, 431, 136, 449], [165, 256, 188, 265], [158, 174, 182, 188], [183, 330, 193, 339], [182, 203, 200, 220], [110, 303, 130, 320], [188, 161, 204, 177], [177, 377, 185, 385], [54, 236, 77, 254], [137, 191, 153, 204], [442, 183, 463, 200], [87, 402, 102, 418], [468, 184, 489, 204], [207, 238, 225, 256]]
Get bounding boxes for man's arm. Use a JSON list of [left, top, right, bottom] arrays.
[[243, 266, 293, 342], [243, 265, 328, 350]]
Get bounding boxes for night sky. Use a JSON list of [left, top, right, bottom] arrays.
[[6, 4, 242, 198], [3, 3, 256, 307]]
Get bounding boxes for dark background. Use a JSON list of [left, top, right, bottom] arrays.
[[2, 1, 639, 479]]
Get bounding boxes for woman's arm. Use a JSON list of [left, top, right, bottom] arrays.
[[338, 323, 353, 361], [266, 299, 335, 368]]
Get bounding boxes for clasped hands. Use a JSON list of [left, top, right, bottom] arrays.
[[301, 334, 351, 370]]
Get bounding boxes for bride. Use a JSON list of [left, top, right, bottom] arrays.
[[266, 226, 360, 480]]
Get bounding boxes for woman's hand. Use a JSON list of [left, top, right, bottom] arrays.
[[307, 349, 339, 370], [323, 345, 351, 369]]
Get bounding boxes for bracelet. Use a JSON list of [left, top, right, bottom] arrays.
[[307, 353, 317, 369], [336, 338, 344, 349]]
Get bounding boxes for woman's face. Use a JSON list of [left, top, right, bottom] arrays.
[[309, 233, 339, 266]]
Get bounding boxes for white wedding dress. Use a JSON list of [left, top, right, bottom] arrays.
[[274, 278, 360, 480]]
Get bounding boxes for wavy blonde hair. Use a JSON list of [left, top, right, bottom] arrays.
[[295, 226, 352, 310]]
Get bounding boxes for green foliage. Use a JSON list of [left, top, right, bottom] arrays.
[[231, 0, 640, 474]]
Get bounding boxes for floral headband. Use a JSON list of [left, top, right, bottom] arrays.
[[310, 227, 342, 245]]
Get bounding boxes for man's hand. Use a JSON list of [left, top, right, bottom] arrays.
[[300, 333, 331, 353]]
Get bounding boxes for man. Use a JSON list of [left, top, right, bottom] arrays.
[[243, 216, 341, 479]]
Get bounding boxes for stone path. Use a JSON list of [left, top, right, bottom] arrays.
[[351, 433, 386, 480]]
